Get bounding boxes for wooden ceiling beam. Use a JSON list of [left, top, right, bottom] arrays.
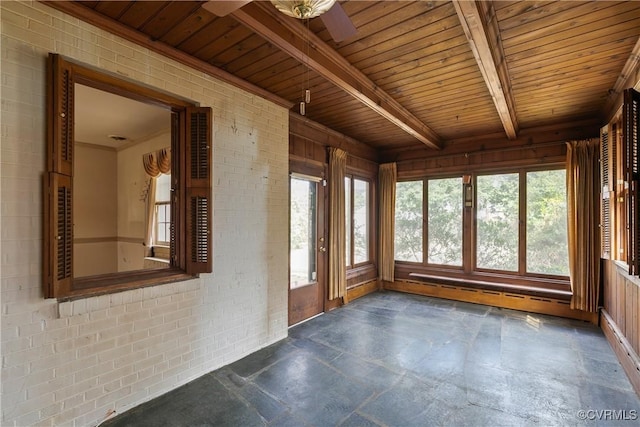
[[454, 0, 518, 139], [231, 2, 442, 150]]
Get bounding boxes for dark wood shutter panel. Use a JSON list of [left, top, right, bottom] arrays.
[[45, 173, 73, 297], [49, 54, 74, 177], [186, 107, 212, 274], [45, 54, 75, 297], [600, 126, 611, 259], [624, 88, 640, 275]]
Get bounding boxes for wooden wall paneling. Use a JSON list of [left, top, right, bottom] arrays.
[[346, 279, 379, 301], [627, 278, 634, 344], [625, 282, 640, 354], [289, 113, 379, 162], [386, 280, 596, 323], [601, 309, 640, 396], [601, 259, 640, 395]]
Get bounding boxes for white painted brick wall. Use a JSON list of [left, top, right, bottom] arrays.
[[0, 1, 289, 425]]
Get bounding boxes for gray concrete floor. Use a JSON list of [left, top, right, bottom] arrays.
[[105, 291, 640, 426]]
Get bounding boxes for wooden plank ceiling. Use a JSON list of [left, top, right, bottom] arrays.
[[58, 1, 640, 152]]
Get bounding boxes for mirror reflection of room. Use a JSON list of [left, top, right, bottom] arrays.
[[73, 84, 171, 278]]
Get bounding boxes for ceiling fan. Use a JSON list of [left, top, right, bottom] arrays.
[[201, 0, 357, 42]]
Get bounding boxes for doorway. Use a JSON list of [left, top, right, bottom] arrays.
[[289, 174, 326, 326]]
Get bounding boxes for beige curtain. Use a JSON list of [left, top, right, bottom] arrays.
[[144, 178, 157, 253], [328, 147, 347, 301], [379, 163, 397, 282], [566, 139, 600, 312], [142, 148, 171, 253]]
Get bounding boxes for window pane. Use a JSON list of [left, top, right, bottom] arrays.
[[395, 181, 423, 262], [290, 177, 317, 289], [156, 173, 171, 202], [154, 203, 170, 245], [428, 177, 462, 266], [476, 174, 519, 271], [345, 177, 351, 267], [526, 170, 569, 275], [353, 179, 369, 264]]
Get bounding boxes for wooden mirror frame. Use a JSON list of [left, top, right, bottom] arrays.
[[43, 53, 212, 300]]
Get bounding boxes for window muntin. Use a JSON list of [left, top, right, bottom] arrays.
[[526, 170, 569, 275], [427, 177, 463, 266], [394, 180, 423, 263], [476, 173, 519, 272]]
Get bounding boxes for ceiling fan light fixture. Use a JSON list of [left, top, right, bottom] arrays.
[[270, 0, 336, 19]]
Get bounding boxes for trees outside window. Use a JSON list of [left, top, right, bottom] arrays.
[[476, 173, 519, 271], [428, 177, 463, 266], [345, 176, 371, 267], [395, 180, 423, 262], [394, 168, 569, 281], [526, 170, 569, 275]]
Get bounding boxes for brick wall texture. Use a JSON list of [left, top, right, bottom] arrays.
[[0, 2, 290, 425]]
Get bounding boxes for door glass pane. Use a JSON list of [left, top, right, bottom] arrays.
[[428, 177, 462, 266], [476, 173, 519, 271], [395, 180, 423, 262], [353, 179, 370, 264], [526, 170, 569, 275], [290, 177, 317, 289]]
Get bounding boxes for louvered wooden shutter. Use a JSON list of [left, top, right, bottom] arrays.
[[49, 54, 74, 176], [185, 107, 212, 274], [624, 88, 640, 275], [44, 54, 75, 297], [45, 173, 73, 296], [600, 126, 611, 259]]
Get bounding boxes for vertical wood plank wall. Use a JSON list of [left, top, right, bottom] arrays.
[[602, 259, 640, 394]]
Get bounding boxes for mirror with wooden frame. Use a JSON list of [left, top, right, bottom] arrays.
[[44, 54, 213, 299]]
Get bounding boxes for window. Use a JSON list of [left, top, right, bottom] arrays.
[[394, 180, 423, 262], [526, 170, 569, 275], [476, 173, 519, 271], [427, 177, 463, 266], [43, 54, 212, 299], [345, 176, 371, 267], [394, 168, 569, 283], [154, 173, 172, 246]]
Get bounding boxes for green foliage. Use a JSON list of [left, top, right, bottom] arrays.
[[395, 181, 424, 262], [476, 174, 519, 271], [428, 178, 463, 265], [526, 170, 569, 275]]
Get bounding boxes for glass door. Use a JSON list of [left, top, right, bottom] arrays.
[[289, 175, 325, 325]]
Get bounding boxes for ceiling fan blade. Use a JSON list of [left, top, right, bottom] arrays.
[[201, 0, 253, 17], [320, 2, 357, 43]]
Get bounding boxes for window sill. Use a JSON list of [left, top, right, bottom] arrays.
[[62, 268, 195, 302], [396, 263, 570, 297]]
